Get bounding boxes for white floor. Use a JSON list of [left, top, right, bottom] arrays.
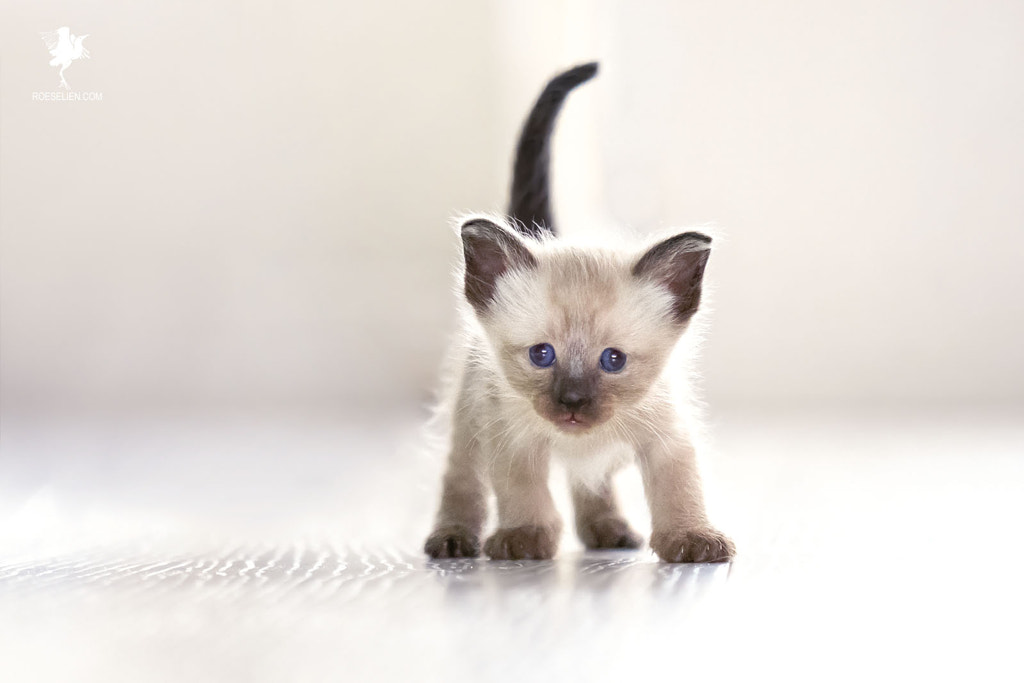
[[1, 408, 1022, 682]]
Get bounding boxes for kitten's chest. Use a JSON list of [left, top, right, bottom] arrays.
[[551, 433, 635, 484]]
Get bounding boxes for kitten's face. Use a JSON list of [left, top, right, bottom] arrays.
[[462, 219, 710, 433]]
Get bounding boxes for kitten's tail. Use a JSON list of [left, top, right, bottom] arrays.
[[508, 62, 599, 238]]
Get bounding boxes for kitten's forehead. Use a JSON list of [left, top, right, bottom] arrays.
[[546, 247, 620, 306], [489, 243, 674, 352], [541, 249, 624, 332], [535, 247, 674, 360]]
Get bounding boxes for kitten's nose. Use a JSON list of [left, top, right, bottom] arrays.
[[558, 390, 591, 412]]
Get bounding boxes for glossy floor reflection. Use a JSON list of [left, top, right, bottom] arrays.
[[1, 409, 1022, 681]]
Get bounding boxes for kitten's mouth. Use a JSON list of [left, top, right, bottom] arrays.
[[558, 413, 589, 430], [539, 402, 603, 432]]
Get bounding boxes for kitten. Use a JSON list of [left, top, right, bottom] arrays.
[[424, 63, 735, 563]]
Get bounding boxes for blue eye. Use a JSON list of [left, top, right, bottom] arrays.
[[599, 348, 627, 373], [529, 343, 556, 368]]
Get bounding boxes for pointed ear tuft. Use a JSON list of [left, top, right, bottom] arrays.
[[461, 218, 537, 314], [632, 232, 712, 323]]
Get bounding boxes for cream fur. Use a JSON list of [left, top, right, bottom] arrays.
[[424, 215, 734, 563]]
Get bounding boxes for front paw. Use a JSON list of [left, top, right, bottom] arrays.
[[484, 525, 559, 560], [579, 516, 644, 550], [651, 527, 735, 563], [424, 524, 481, 559]]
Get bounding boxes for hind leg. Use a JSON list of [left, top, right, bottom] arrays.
[[571, 477, 643, 550]]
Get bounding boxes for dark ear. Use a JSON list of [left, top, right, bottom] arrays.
[[461, 218, 537, 314], [632, 232, 712, 323]]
